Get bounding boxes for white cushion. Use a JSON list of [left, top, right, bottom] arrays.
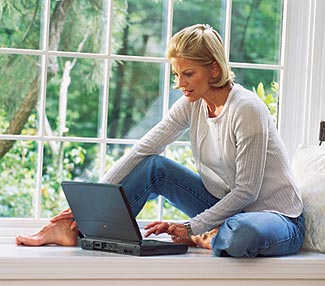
[[292, 144, 325, 253]]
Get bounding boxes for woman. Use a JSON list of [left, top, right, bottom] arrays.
[[16, 24, 304, 257]]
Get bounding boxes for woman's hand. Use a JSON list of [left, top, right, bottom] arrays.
[[50, 208, 77, 230], [144, 221, 187, 237], [144, 221, 196, 246], [144, 221, 171, 236], [144, 221, 219, 249]]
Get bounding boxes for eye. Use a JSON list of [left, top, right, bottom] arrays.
[[184, 72, 194, 77]]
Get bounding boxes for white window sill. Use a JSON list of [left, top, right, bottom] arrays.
[[1, 224, 325, 285], [0, 243, 324, 286]]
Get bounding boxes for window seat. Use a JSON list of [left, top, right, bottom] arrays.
[[0, 244, 324, 286]]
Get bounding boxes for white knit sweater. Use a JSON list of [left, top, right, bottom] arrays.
[[102, 84, 303, 235]]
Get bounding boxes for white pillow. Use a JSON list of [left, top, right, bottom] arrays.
[[292, 144, 325, 253]]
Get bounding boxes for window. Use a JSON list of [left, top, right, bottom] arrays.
[[0, 0, 288, 224]]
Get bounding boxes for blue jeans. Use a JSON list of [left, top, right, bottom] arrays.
[[120, 155, 305, 257]]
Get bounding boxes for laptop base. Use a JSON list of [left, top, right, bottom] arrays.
[[81, 237, 188, 256]]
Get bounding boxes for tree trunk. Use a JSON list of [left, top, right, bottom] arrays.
[[121, 35, 149, 137], [0, 78, 39, 158]]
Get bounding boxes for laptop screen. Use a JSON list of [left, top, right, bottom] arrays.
[[61, 181, 142, 242]]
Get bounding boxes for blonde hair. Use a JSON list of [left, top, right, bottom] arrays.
[[167, 24, 234, 88]]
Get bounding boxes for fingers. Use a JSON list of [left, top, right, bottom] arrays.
[[144, 222, 186, 238], [144, 221, 170, 237], [70, 220, 78, 230], [51, 209, 77, 230], [50, 208, 73, 222], [144, 221, 164, 230]]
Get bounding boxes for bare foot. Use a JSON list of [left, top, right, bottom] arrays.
[[172, 228, 219, 249], [190, 228, 219, 250], [16, 218, 79, 246], [171, 235, 197, 247]]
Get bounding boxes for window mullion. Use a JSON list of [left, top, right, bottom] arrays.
[[99, 0, 113, 180], [279, 0, 316, 158], [157, 0, 174, 222], [224, 0, 233, 61], [34, 0, 51, 220]]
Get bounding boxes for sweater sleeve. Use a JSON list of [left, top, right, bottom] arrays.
[[101, 97, 190, 184], [190, 99, 270, 234]]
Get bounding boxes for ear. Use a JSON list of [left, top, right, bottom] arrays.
[[210, 61, 220, 78]]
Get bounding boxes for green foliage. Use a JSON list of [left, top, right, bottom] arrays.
[[137, 199, 159, 220], [231, 0, 283, 64], [173, 0, 225, 35], [41, 142, 87, 218], [0, 117, 36, 217], [0, 144, 35, 217], [0, 0, 41, 49], [254, 81, 279, 122]]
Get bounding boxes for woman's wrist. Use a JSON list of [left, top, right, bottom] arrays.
[[183, 221, 193, 238]]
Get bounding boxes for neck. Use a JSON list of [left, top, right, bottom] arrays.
[[205, 83, 233, 118]]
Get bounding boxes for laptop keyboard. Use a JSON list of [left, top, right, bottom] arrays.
[[141, 239, 174, 245]]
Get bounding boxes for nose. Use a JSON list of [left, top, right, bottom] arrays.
[[176, 75, 187, 89]]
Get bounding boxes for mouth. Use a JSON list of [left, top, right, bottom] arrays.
[[182, 90, 193, 97]]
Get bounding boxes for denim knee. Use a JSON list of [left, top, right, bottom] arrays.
[[211, 216, 261, 257], [140, 154, 168, 178]]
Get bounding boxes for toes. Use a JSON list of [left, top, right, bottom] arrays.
[[15, 235, 43, 246], [16, 236, 22, 245]]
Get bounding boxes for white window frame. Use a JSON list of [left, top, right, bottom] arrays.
[[0, 0, 324, 235], [280, 0, 325, 159]]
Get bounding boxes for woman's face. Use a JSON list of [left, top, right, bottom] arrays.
[[171, 57, 216, 102]]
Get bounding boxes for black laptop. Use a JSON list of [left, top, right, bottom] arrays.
[[61, 181, 188, 256]]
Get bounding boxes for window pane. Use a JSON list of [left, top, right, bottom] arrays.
[[162, 145, 196, 220], [230, 0, 283, 64], [162, 199, 189, 220], [108, 60, 164, 139], [46, 57, 104, 138], [0, 140, 37, 218], [168, 82, 190, 141], [105, 143, 133, 167], [137, 199, 159, 220], [112, 0, 167, 57], [41, 142, 100, 218], [0, 1, 41, 49], [0, 54, 40, 136], [173, 0, 226, 37], [105, 143, 159, 220], [166, 145, 197, 173], [232, 68, 279, 123], [49, 0, 106, 53], [168, 86, 183, 108]]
